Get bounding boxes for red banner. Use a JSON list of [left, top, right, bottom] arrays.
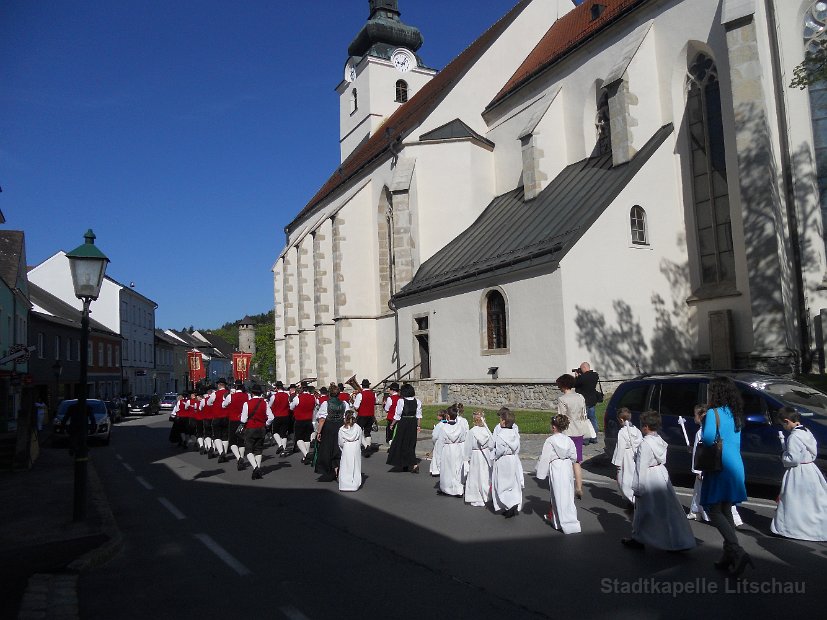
[[188, 350, 206, 383], [232, 352, 253, 381]]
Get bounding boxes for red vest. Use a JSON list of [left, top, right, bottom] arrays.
[[338, 392, 350, 403], [270, 391, 290, 417], [386, 393, 400, 420], [318, 395, 329, 405], [213, 389, 229, 418], [357, 389, 376, 417], [245, 397, 269, 429], [293, 393, 317, 421], [225, 391, 249, 422], [195, 398, 206, 420]]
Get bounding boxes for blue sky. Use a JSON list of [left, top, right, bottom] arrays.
[[1, 0, 551, 330]]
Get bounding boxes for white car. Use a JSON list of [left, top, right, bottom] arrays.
[[52, 399, 112, 445]]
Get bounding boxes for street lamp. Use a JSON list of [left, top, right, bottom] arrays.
[[66, 229, 109, 522]]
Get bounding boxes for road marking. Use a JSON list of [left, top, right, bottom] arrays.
[[157, 497, 186, 520], [193, 534, 251, 576], [121, 462, 134, 472], [135, 476, 153, 490], [281, 605, 311, 620]]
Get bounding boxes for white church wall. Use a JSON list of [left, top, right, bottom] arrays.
[[333, 182, 379, 319], [406, 140, 495, 262]]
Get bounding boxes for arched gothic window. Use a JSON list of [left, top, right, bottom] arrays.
[[803, 2, 827, 249], [630, 206, 648, 245], [395, 80, 408, 103], [595, 89, 611, 156], [486, 290, 507, 350], [686, 53, 734, 286], [350, 88, 358, 114]]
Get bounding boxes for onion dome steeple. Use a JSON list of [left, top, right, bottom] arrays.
[[348, 0, 425, 63]]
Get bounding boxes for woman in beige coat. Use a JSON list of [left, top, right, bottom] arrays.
[[555, 374, 590, 498]]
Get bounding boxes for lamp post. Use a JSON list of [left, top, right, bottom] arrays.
[[66, 229, 109, 522]]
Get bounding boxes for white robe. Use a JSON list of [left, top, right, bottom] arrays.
[[611, 423, 642, 504], [337, 424, 363, 492], [771, 426, 827, 541], [464, 425, 493, 506], [631, 433, 696, 550], [439, 422, 466, 496], [430, 421, 446, 476], [536, 434, 581, 534], [492, 427, 523, 512]]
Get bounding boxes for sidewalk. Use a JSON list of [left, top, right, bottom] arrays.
[[0, 432, 121, 620]]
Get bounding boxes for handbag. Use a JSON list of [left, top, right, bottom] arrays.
[[595, 379, 605, 404], [696, 408, 723, 472], [584, 413, 597, 440]]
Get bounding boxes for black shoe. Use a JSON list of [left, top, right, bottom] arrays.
[[200, 447, 206, 455], [208, 451, 217, 459], [364, 450, 372, 458], [621, 537, 645, 549], [237, 460, 245, 471], [729, 552, 754, 577], [503, 506, 517, 518]]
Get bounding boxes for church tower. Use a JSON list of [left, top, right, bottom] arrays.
[[337, 0, 436, 162], [237, 316, 256, 356]]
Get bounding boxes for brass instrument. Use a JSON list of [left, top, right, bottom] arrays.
[[346, 374, 361, 394]]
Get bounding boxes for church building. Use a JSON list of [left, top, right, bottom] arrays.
[[273, 0, 827, 404]]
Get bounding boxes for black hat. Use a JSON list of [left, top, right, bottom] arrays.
[[234, 380, 244, 388], [389, 382, 400, 391], [276, 381, 284, 389], [361, 379, 370, 388], [250, 384, 263, 395], [288, 383, 297, 390], [217, 378, 227, 385]]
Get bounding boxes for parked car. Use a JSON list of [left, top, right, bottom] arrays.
[[603, 372, 827, 486], [52, 399, 112, 445], [128, 397, 157, 415], [159, 393, 178, 412]]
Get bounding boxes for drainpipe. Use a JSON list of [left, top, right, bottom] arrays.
[[765, 0, 812, 373]]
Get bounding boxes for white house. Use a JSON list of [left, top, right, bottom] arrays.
[[273, 0, 827, 405], [28, 251, 158, 397]]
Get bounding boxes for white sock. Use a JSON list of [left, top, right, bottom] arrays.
[[365, 436, 372, 448], [297, 440, 308, 457], [310, 432, 317, 443], [255, 454, 262, 467], [219, 440, 227, 454], [230, 445, 240, 460], [197, 437, 204, 448], [240, 448, 246, 459], [205, 438, 213, 450], [280, 437, 287, 450], [247, 454, 257, 469], [731, 506, 743, 526], [274, 433, 283, 447]]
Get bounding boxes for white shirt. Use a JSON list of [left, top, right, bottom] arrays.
[[317, 400, 352, 419], [241, 397, 274, 424]]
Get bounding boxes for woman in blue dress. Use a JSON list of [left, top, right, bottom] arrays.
[[701, 376, 750, 576]]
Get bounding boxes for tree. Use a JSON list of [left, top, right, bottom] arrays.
[[791, 40, 827, 89], [253, 321, 276, 384]]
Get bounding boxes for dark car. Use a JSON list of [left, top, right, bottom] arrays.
[[128, 397, 157, 415], [103, 400, 122, 423], [603, 372, 827, 486], [52, 399, 112, 445]]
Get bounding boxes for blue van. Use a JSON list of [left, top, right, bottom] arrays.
[[603, 372, 827, 485]]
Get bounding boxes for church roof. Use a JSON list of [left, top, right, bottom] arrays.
[[393, 123, 673, 301], [288, 0, 534, 233], [419, 119, 495, 148], [487, 0, 650, 111]]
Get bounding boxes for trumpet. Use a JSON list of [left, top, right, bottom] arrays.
[[346, 374, 361, 394]]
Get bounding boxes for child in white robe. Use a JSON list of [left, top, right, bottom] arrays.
[[686, 405, 743, 525], [621, 410, 696, 551], [536, 414, 581, 534], [438, 409, 467, 496], [429, 410, 448, 476], [337, 411, 363, 492], [492, 408, 523, 518], [611, 407, 642, 507], [464, 411, 493, 507], [771, 407, 827, 541]]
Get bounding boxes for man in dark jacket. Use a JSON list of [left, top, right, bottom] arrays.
[[574, 362, 600, 444]]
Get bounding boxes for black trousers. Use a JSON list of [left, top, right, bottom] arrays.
[[228, 420, 243, 447], [213, 417, 229, 442], [356, 416, 374, 438], [707, 501, 742, 557], [293, 420, 314, 443], [244, 427, 265, 456]]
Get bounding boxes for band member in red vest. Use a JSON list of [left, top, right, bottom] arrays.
[[240, 384, 273, 480], [209, 378, 230, 462], [338, 383, 351, 405], [290, 383, 318, 464], [170, 393, 190, 448], [317, 386, 329, 405], [195, 389, 209, 454], [353, 379, 377, 456], [384, 383, 401, 447], [268, 381, 291, 456], [223, 380, 250, 470]]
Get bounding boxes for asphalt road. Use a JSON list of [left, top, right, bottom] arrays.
[[80, 415, 827, 619]]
